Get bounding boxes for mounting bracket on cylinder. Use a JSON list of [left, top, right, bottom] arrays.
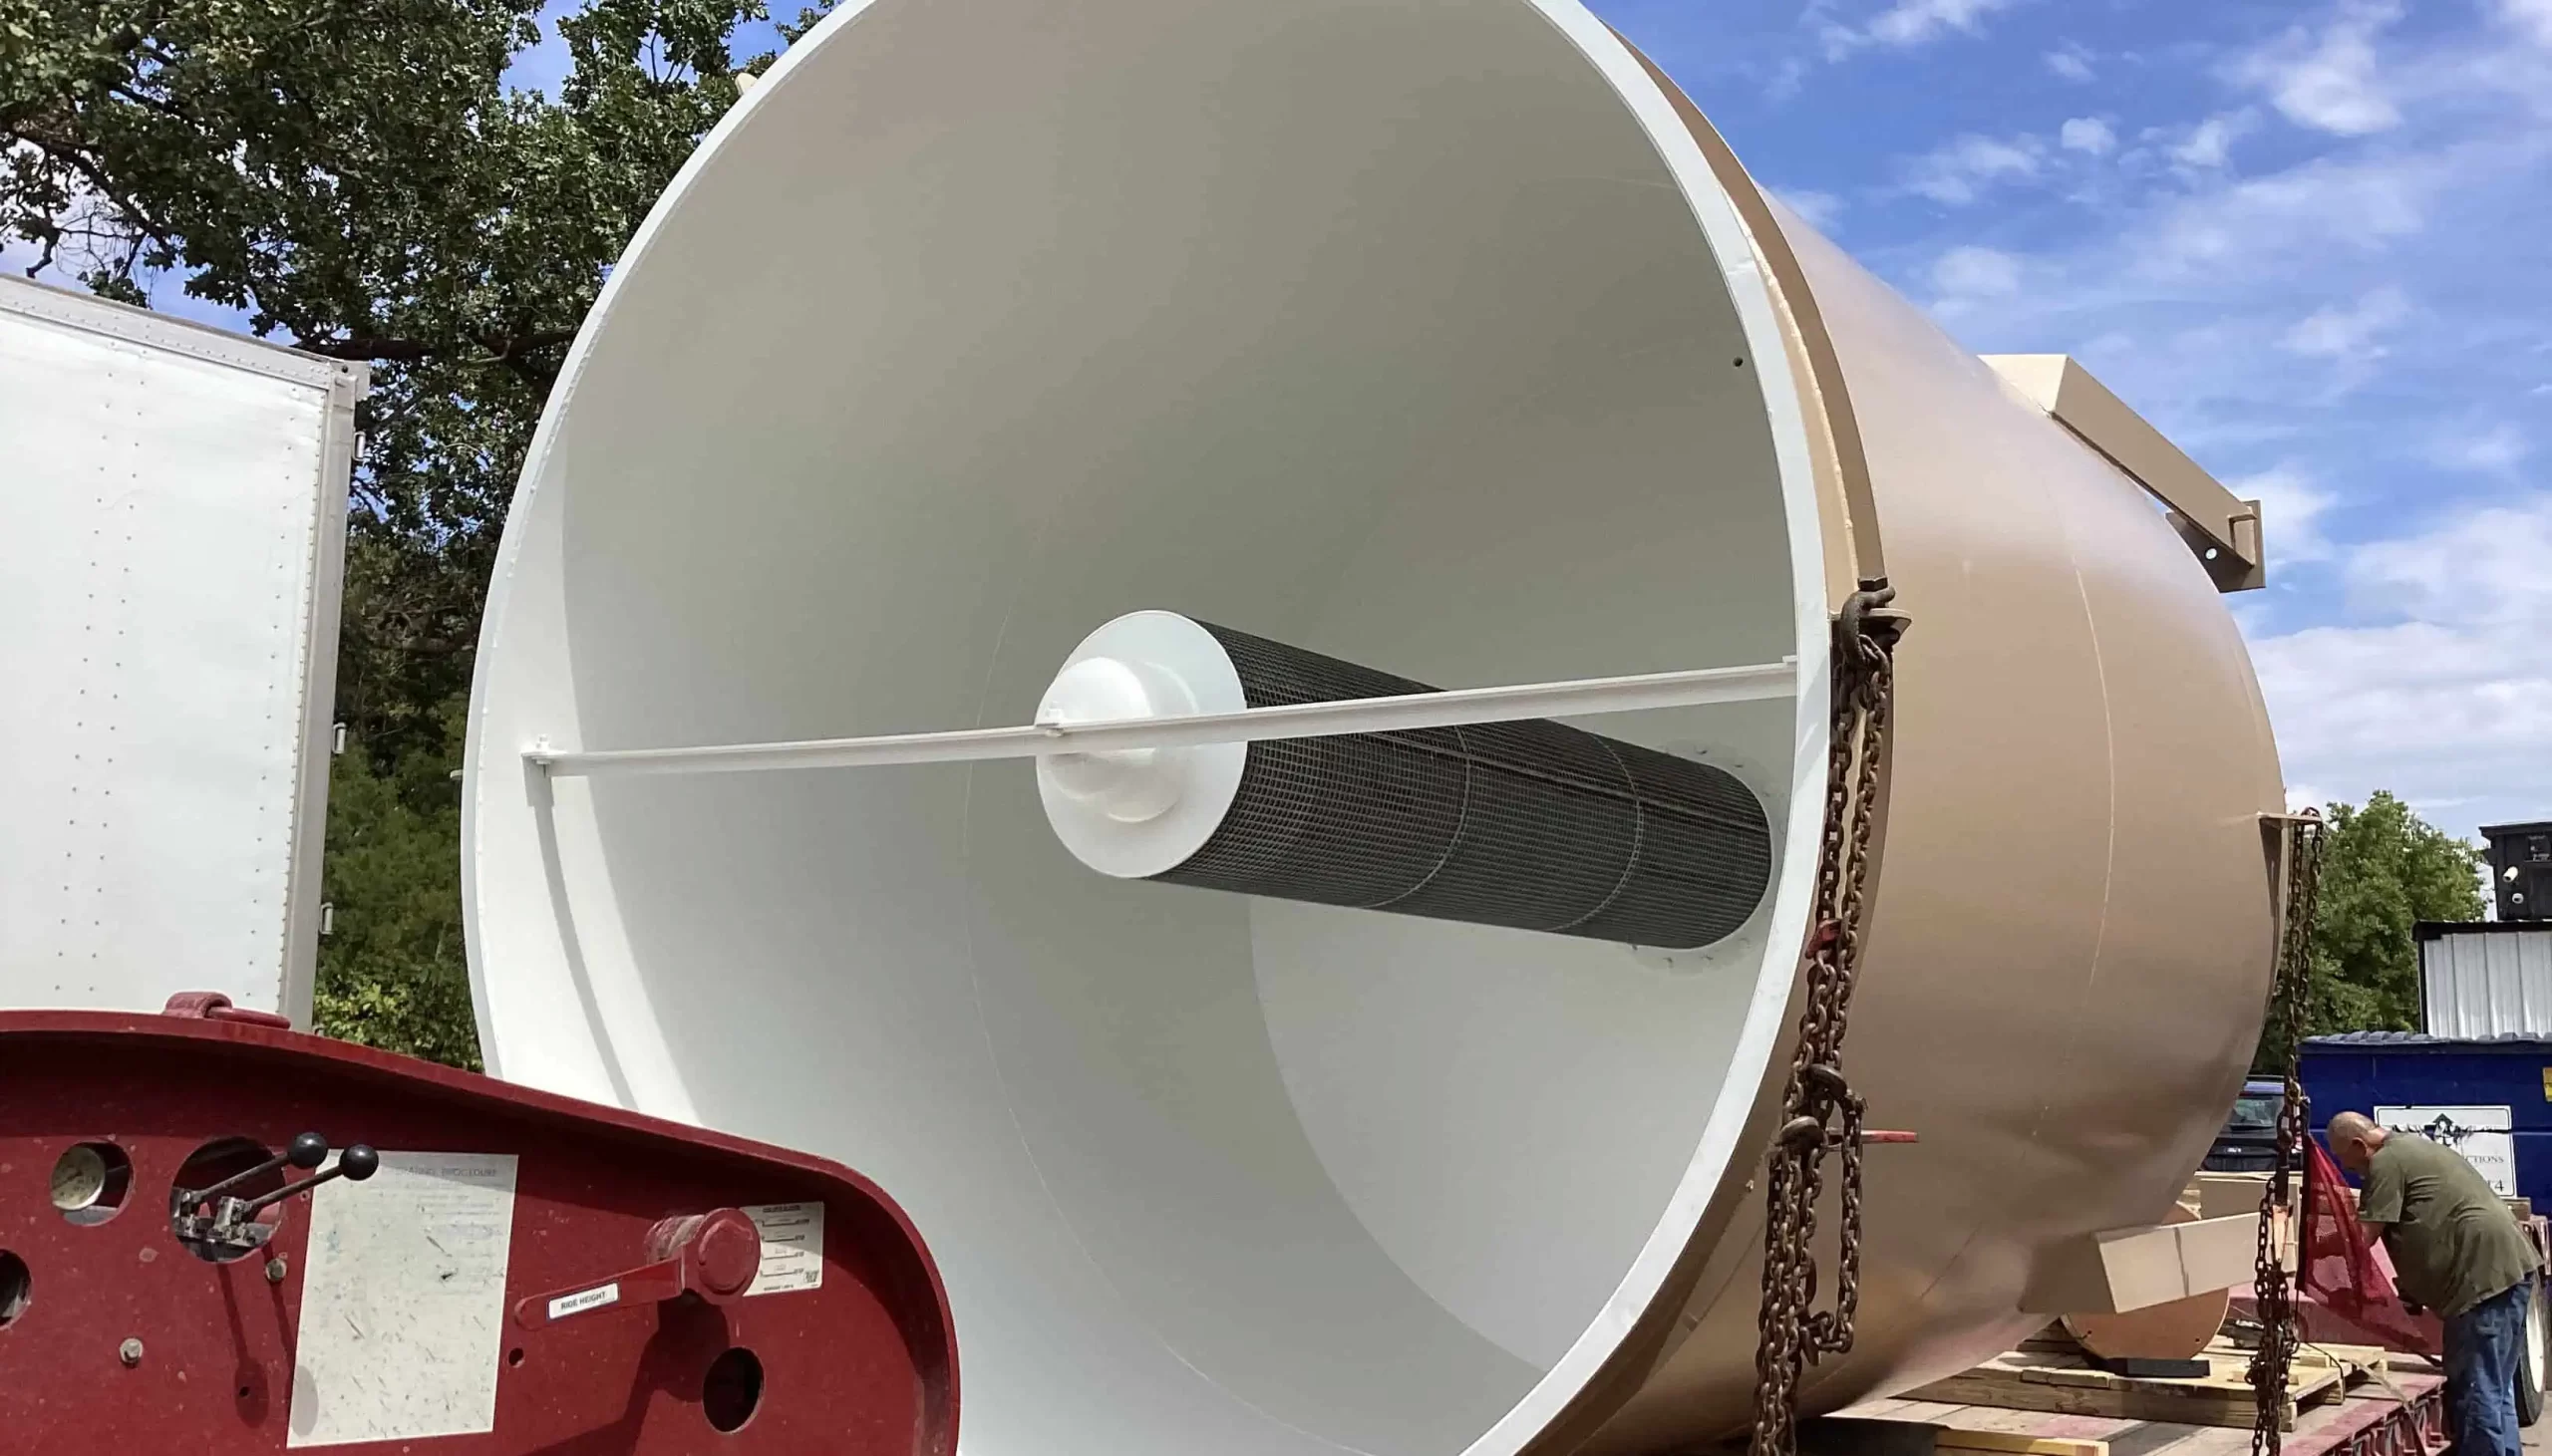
[[1983, 354, 2266, 593]]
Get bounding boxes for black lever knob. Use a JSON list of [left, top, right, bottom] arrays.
[[184, 1131, 331, 1206], [232, 1144, 380, 1217], [172, 1134, 376, 1257], [286, 1131, 331, 1170]]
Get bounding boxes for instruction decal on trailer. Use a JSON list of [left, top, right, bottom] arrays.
[[742, 1201, 825, 1296], [288, 1152, 518, 1448]]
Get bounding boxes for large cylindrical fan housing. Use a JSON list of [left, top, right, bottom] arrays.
[[462, 4, 2288, 1454]]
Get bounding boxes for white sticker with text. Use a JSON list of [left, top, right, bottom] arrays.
[[742, 1202, 825, 1296], [547, 1282, 620, 1320]]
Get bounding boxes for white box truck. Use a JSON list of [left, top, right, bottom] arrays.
[[0, 274, 366, 1023]]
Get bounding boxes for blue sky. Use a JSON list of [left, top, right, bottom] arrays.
[[26, 0, 2548, 839], [1593, 0, 2552, 839]]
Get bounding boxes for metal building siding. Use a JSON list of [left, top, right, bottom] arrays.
[[2421, 925, 2552, 1037]]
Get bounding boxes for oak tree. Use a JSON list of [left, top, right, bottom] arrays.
[[4, 0, 822, 1061]]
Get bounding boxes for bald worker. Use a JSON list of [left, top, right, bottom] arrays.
[[2330, 1111, 2540, 1456]]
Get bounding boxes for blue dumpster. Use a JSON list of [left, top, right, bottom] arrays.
[[2299, 1031, 2552, 1208]]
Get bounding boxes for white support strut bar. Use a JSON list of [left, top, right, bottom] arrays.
[[527, 658, 1798, 780]]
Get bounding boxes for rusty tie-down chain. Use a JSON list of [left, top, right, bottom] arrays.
[[1750, 580, 1908, 1456], [2249, 811, 2327, 1456]]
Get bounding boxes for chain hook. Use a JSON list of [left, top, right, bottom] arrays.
[[2248, 812, 2327, 1456], [1750, 580, 1905, 1456]]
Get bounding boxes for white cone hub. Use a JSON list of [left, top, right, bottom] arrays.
[[1035, 660, 1175, 810], [1034, 612, 1247, 878]]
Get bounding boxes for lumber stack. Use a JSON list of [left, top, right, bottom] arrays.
[[1902, 1337, 2387, 1432]]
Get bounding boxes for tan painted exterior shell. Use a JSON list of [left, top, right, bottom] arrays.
[[1532, 53, 2292, 1455]]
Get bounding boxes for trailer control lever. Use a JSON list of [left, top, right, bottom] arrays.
[[513, 1207, 764, 1330], [170, 1132, 381, 1256]]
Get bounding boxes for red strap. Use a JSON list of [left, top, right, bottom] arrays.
[[2300, 1136, 2429, 1349]]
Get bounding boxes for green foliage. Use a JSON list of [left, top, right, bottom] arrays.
[[2257, 792, 2487, 1072], [2305, 792, 2487, 1034], [314, 695, 481, 1070], [5, 0, 825, 1062]]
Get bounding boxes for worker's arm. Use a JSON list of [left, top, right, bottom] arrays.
[[2354, 1154, 2412, 1306], [2356, 1152, 2403, 1229]]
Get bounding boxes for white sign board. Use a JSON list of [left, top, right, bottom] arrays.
[[288, 1152, 518, 1447], [2375, 1104, 2518, 1197]]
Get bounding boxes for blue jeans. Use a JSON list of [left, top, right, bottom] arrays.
[[2443, 1281, 2530, 1456]]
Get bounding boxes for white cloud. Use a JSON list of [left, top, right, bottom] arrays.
[[2280, 287, 2411, 363], [2234, 1, 2404, 137], [1865, 9, 2552, 836], [1821, 0, 2019, 59], [2060, 118, 2116, 155], [2349, 498, 2552, 621], [1932, 244, 2023, 299], [1900, 133, 2047, 204], [2231, 465, 2340, 562], [2137, 145, 2446, 283], [2249, 496, 2552, 836], [2047, 42, 2096, 83], [2496, 0, 2552, 48], [1772, 187, 1848, 233], [2434, 423, 2532, 473], [2171, 113, 2254, 169], [1868, 0, 2015, 46]]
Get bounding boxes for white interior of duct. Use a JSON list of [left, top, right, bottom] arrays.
[[463, 1, 1832, 1453]]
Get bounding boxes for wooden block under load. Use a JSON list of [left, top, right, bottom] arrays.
[[2021, 1211, 2293, 1315], [2063, 1207, 2233, 1361]]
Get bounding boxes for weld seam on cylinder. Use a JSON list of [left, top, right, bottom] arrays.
[[1357, 728, 1473, 915], [1550, 733, 1646, 935]]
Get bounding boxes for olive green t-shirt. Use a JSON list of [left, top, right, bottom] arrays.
[[2359, 1132, 2538, 1317]]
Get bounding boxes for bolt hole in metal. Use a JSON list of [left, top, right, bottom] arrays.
[[52, 1141, 134, 1225], [703, 1346, 764, 1433], [169, 1138, 286, 1263], [0, 1252, 30, 1326], [508, 1346, 526, 1367]]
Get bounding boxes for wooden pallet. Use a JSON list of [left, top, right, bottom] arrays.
[[1933, 1429, 2109, 1456], [1901, 1337, 2385, 1431], [1832, 1366, 2444, 1456]]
